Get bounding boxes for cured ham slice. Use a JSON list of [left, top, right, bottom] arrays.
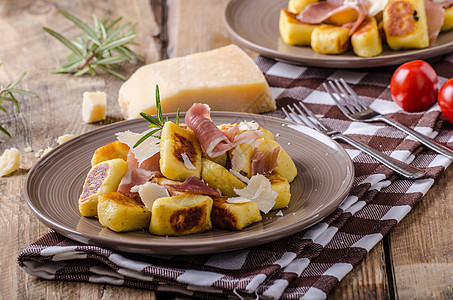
[[251, 146, 280, 176], [435, 0, 453, 8], [426, 0, 445, 44], [185, 103, 260, 157], [162, 176, 221, 196], [118, 151, 162, 200], [223, 126, 239, 142], [297, 0, 344, 24], [296, 0, 368, 35], [185, 103, 231, 156]]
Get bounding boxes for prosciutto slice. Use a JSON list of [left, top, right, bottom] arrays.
[[162, 176, 221, 196], [118, 151, 162, 200], [251, 146, 280, 176], [426, 0, 445, 44], [296, 0, 368, 35], [434, 0, 453, 8], [223, 126, 239, 142], [185, 103, 260, 157]]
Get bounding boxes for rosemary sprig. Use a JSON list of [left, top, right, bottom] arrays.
[[43, 9, 144, 80], [0, 63, 39, 136], [133, 85, 180, 148]]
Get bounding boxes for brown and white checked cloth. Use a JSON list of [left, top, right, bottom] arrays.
[[18, 54, 453, 299]]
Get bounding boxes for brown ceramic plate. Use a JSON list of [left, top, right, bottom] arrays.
[[25, 112, 354, 255], [223, 0, 453, 68]]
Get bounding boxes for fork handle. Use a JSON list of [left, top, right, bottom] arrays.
[[333, 133, 425, 179], [378, 115, 453, 159]]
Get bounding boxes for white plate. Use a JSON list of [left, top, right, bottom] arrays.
[[25, 112, 354, 255], [223, 0, 453, 68]]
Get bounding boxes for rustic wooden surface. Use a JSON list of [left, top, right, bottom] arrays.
[[1, 0, 452, 299]]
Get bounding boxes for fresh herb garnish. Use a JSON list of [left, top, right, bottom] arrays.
[[0, 63, 39, 136], [133, 85, 180, 148], [43, 9, 144, 80]]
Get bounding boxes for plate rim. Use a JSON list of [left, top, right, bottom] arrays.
[[223, 0, 453, 68], [24, 112, 355, 254]]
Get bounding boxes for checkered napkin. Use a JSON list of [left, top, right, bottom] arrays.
[[18, 55, 453, 299]]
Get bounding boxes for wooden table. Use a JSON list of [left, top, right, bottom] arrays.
[[1, 1, 452, 299]]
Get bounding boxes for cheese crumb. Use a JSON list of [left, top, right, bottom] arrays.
[[82, 91, 106, 123], [0, 148, 21, 176], [34, 149, 44, 158], [24, 147, 33, 153], [233, 174, 277, 214], [34, 146, 53, 158], [131, 182, 169, 210], [57, 134, 75, 145], [42, 146, 53, 157]]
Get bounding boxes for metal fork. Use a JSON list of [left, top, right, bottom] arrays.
[[282, 102, 425, 179], [324, 78, 453, 159]]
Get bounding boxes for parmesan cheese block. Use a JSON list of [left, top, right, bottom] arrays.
[[118, 45, 275, 119], [82, 91, 106, 123]]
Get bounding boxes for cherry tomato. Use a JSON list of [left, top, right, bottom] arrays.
[[438, 78, 453, 123], [390, 60, 438, 112]]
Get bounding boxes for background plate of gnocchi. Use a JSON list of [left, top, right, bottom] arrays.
[[224, 0, 453, 68], [24, 112, 354, 255]]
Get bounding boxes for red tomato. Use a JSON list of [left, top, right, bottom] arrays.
[[390, 60, 438, 112], [438, 78, 453, 123]]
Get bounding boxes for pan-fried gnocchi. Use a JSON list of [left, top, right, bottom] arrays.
[[280, 0, 453, 57], [79, 118, 298, 236]]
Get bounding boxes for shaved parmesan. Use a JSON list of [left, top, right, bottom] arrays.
[[238, 120, 259, 131], [253, 137, 265, 148], [229, 146, 250, 183], [181, 153, 196, 170], [367, 0, 388, 16], [230, 146, 246, 172], [229, 169, 250, 184], [233, 174, 277, 214], [131, 182, 169, 210], [116, 130, 160, 166], [226, 197, 251, 204]]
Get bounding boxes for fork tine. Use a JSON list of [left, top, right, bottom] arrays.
[[295, 102, 329, 132], [283, 104, 322, 132], [282, 106, 300, 124], [323, 82, 355, 116], [286, 104, 318, 130], [328, 81, 358, 113], [290, 103, 320, 130], [332, 80, 362, 113], [338, 78, 369, 111], [282, 106, 309, 127]]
